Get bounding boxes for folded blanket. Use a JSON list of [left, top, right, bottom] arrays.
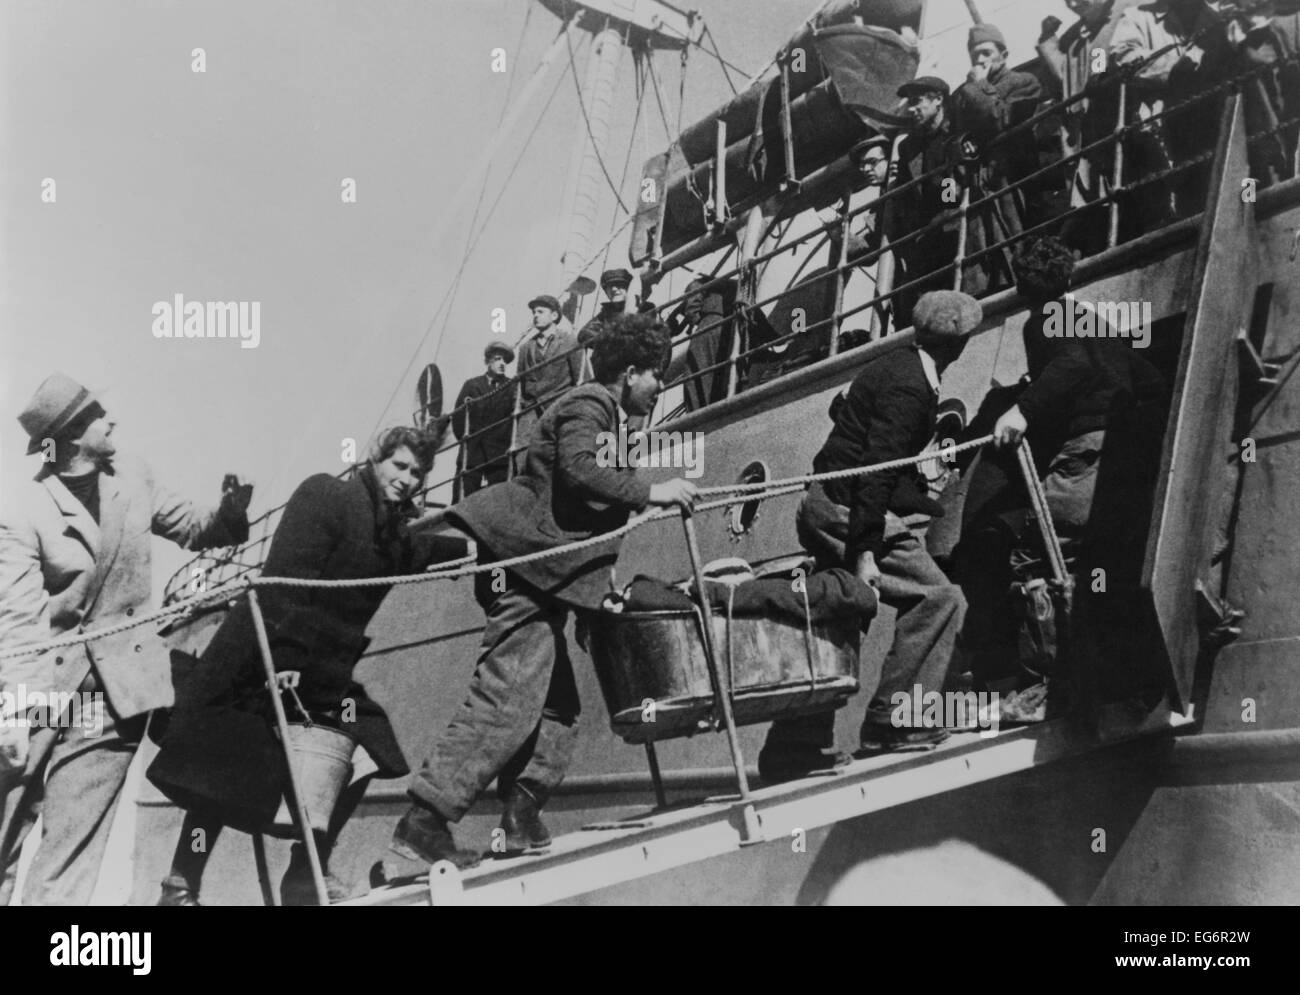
[[620, 567, 876, 625]]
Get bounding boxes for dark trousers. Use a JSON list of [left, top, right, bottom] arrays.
[[408, 581, 580, 823], [459, 454, 509, 497], [951, 431, 1105, 685], [762, 486, 966, 755]]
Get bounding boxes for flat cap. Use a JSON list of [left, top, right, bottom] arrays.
[[527, 294, 561, 313], [912, 291, 982, 342], [898, 75, 950, 99], [849, 134, 892, 159], [968, 23, 1008, 50], [484, 341, 515, 362], [600, 268, 633, 289]]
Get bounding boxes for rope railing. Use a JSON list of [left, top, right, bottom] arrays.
[[15, 436, 994, 662], [166, 48, 1300, 603]]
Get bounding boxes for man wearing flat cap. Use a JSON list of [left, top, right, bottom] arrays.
[[948, 23, 1045, 295], [884, 76, 966, 327], [578, 268, 655, 347], [0, 373, 251, 905], [758, 291, 980, 783], [452, 342, 517, 497], [516, 294, 584, 462]]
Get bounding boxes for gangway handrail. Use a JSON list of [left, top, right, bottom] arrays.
[[163, 52, 1300, 603]]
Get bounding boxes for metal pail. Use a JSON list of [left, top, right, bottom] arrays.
[[268, 723, 354, 838], [586, 608, 861, 743]]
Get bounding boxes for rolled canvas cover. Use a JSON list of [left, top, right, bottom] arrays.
[[631, 24, 918, 265]]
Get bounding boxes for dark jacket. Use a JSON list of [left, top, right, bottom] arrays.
[[578, 299, 656, 346], [448, 382, 651, 609], [517, 328, 584, 408], [452, 373, 514, 469], [1018, 296, 1166, 455], [951, 65, 1045, 151], [147, 466, 437, 830], [886, 117, 965, 241], [814, 347, 940, 562]]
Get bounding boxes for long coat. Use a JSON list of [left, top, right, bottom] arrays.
[[147, 466, 436, 831], [0, 454, 242, 720], [451, 373, 514, 473], [449, 382, 651, 610]]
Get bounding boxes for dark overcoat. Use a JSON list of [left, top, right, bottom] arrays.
[[448, 382, 651, 610], [452, 373, 515, 470], [147, 466, 434, 831]]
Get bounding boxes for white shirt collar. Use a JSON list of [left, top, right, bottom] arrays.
[[917, 347, 941, 395]]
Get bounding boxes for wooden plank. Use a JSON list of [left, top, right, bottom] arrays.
[[1142, 93, 1257, 711]]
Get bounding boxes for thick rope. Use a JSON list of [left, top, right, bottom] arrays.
[[0, 435, 992, 660]]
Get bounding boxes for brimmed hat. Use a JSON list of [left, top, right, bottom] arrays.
[[18, 373, 101, 455], [600, 268, 633, 290], [898, 75, 950, 99], [913, 291, 982, 343], [527, 294, 561, 313], [484, 341, 515, 363], [849, 134, 892, 161], [968, 23, 1008, 51]]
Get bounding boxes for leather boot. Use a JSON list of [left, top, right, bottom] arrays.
[[391, 802, 482, 870], [280, 844, 352, 906], [157, 877, 201, 907], [496, 783, 551, 856]]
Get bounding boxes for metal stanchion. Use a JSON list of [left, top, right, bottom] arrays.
[[246, 587, 331, 907], [644, 742, 668, 809], [251, 832, 278, 907], [679, 508, 762, 845]]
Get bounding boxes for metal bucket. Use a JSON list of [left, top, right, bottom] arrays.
[[267, 723, 355, 838], [586, 608, 860, 743]]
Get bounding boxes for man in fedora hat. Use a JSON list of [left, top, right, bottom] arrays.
[[758, 291, 980, 783], [515, 294, 583, 463], [451, 341, 517, 497], [0, 373, 251, 905]]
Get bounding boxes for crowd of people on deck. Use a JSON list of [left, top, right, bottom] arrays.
[[0, 0, 1282, 906]]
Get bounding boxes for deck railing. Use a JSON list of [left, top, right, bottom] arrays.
[[164, 50, 1300, 605]]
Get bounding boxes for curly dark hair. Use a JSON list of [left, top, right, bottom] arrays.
[[369, 424, 441, 477], [1012, 236, 1076, 304], [590, 312, 671, 383]]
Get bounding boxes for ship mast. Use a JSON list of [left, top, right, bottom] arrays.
[[537, 0, 703, 291]]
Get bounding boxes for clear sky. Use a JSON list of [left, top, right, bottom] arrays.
[[1, 0, 1067, 594]]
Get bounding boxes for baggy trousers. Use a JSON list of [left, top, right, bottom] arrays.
[[762, 485, 966, 754], [0, 692, 143, 906], [408, 581, 580, 822]]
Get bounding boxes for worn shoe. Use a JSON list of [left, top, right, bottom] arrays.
[[391, 802, 482, 870], [280, 845, 352, 906], [157, 879, 201, 907], [856, 724, 950, 756], [757, 747, 852, 785], [496, 784, 552, 855], [991, 682, 1050, 725]]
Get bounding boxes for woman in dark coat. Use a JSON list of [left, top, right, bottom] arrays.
[[148, 426, 445, 905]]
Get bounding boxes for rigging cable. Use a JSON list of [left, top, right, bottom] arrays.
[[701, 24, 740, 96], [598, 46, 647, 278], [564, 19, 629, 213], [363, 55, 574, 440], [427, 0, 535, 362], [644, 48, 675, 146]]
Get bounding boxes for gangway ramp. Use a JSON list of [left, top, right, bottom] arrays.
[[349, 703, 1192, 906]]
